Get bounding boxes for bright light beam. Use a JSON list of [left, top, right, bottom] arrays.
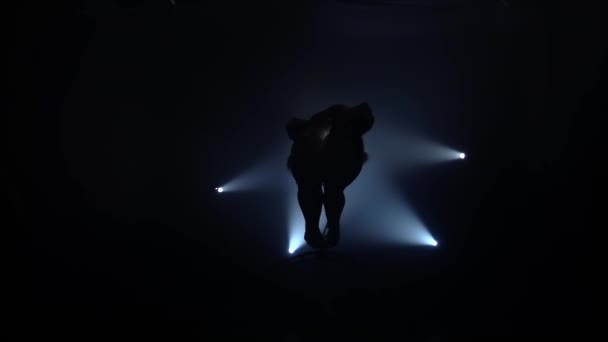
[[215, 187, 224, 193], [341, 178, 438, 247], [287, 182, 305, 254], [366, 122, 466, 168], [220, 163, 272, 192], [218, 151, 292, 193], [421, 234, 438, 247], [459, 152, 465, 159]]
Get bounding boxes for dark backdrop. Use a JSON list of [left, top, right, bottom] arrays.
[[13, 0, 602, 338]]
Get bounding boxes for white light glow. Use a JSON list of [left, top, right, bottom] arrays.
[[459, 153, 465, 159], [288, 235, 304, 255], [412, 226, 438, 247], [219, 154, 286, 193], [216, 187, 224, 193], [365, 122, 467, 166], [287, 183, 305, 255], [341, 179, 439, 247]]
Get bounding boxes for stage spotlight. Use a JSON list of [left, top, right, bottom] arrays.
[[288, 236, 304, 255], [342, 182, 440, 247], [219, 153, 288, 193], [287, 184, 305, 254], [367, 122, 466, 165], [215, 187, 224, 193], [420, 233, 439, 247]]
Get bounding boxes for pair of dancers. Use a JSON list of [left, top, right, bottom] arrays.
[[286, 103, 374, 248]]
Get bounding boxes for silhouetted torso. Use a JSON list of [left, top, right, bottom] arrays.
[[287, 103, 373, 175]]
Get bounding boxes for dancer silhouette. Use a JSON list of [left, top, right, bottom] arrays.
[[287, 103, 374, 248]]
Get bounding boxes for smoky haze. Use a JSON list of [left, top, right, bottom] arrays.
[[17, 0, 602, 337]]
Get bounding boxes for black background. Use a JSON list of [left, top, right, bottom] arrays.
[[13, 0, 602, 338]]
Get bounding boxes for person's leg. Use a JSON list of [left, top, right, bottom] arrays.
[[322, 161, 363, 247], [322, 184, 345, 230], [298, 183, 323, 236], [292, 164, 325, 248]]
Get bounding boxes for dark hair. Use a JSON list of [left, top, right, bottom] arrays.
[[286, 118, 307, 140], [350, 102, 374, 135]]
